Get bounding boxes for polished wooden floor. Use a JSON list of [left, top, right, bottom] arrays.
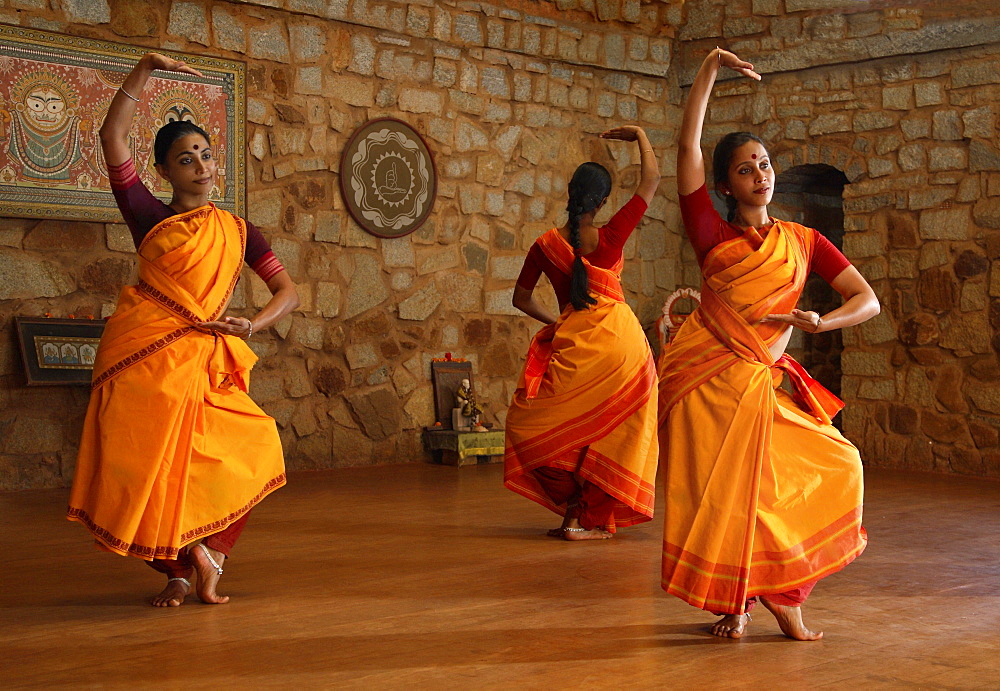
[[2, 464, 998, 689]]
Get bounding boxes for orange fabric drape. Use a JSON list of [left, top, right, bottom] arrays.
[[505, 229, 658, 531], [67, 204, 285, 560], [658, 219, 866, 614]]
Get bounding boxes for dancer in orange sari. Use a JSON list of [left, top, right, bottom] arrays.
[[505, 126, 660, 540], [660, 48, 880, 639], [67, 53, 299, 607]]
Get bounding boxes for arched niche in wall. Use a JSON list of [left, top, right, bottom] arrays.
[[772, 163, 850, 427]]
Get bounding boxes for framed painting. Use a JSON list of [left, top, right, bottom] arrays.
[[14, 316, 106, 386], [340, 117, 436, 238], [0, 24, 245, 221]]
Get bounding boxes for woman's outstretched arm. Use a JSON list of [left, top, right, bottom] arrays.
[[600, 125, 660, 204], [99, 53, 203, 167], [678, 48, 760, 196], [762, 266, 880, 334]]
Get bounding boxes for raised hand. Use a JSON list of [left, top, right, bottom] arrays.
[[717, 48, 761, 81], [600, 125, 644, 142], [143, 52, 204, 78], [761, 309, 822, 333]]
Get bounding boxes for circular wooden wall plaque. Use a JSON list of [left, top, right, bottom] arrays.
[[339, 118, 436, 238]]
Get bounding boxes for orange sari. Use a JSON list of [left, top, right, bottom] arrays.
[[505, 229, 658, 531], [658, 219, 866, 614], [67, 204, 286, 560]]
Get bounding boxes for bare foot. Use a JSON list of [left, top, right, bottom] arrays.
[[710, 613, 750, 639], [562, 526, 613, 541], [547, 506, 580, 537], [188, 544, 230, 604], [150, 578, 190, 607], [760, 598, 823, 641]]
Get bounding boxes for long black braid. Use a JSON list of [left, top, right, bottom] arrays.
[[566, 162, 612, 310]]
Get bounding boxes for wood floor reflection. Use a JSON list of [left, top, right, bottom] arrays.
[[2, 464, 998, 688]]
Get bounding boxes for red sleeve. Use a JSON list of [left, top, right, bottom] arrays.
[[245, 221, 286, 281], [599, 194, 648, 251], [515, 243, 544, 291], [810, 231, 852, 284], [679, 183, 734, 264], [107, 157, 173, 248]]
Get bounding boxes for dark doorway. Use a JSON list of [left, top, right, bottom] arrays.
[[772, 164, 849, 425]]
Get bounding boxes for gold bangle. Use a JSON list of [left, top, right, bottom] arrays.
[[717, 47, 722, 66], [641, 148, 654, 153], [119, 86, 140, 102]]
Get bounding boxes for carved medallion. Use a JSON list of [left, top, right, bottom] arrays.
[[340, 118, 436, 238]]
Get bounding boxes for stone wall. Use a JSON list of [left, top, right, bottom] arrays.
[[1, 0, 998, 490], [0, 0, 682, 489]]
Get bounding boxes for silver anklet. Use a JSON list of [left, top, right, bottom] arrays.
[[197, 543, 224, 575], [167, 577, 191, 587], [563, 527, 587, 532]]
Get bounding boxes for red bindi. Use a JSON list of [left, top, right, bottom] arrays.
[[751, 153, 757, 159]]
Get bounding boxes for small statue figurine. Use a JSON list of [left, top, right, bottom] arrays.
[[455, 378, 486, 431]]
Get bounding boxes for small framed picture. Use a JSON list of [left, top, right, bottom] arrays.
[[14, 316, 106, 386]]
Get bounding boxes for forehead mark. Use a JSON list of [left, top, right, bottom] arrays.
[[751, 153, 757, 159], [193, 144, 199, 150]]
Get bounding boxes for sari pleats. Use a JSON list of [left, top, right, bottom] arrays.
[[505, 229, 658, 531], [67, 204, 285, 561], [659, 220, 866, 614]]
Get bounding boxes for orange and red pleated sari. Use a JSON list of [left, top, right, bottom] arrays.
[[658, 219, 866, 614], [505, 229, 658, 531], [67, 204, 285, 560]]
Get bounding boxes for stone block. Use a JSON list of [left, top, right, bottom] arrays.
[[316, 282, 341, 318], [939, 312, 992, 355], [932, 111, 962, 141], [858, 379, 895, 401], [398, 284, 441, 321], [211, 7, 245, 52], [347, 388, 401, 441], [970, 141, 1000, 173], [349, 34, 375, 75], [328, 75, 375, 107], [928, 146, 967, 172], [963, 106, 995, 139], [899, 313, 939, 346], [249, 23, 289, 63], [952, 62, 1000, 89], [344, 255, 389, 319], [485, 288, 520, 315], [897, 143, 926, 172], [289, 23, 326, 62], [0, 251, 74, 299], [399, 88, 443, 114], [900, 117, 930, 141], [882, 85, 913, 111], [973, 198, 1000, 229], [436, 273, 483, 312], [919, 207, 970, 240], [417, 247, 460, 275]]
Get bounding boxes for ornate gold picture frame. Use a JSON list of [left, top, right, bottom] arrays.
[[0, 24, 245, 221]]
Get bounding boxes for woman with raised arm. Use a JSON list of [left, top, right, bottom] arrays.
[[67, 53, 298, 607], [504, 126, 660, 541], [659, 48, 879, 640]]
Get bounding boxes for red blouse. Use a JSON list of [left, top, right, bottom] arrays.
[[107, 158, 285, 282], [516, 194, 648, 308], [679, 184, 850, 284]]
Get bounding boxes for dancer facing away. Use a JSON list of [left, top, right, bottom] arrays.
[[658, 48, 880, 640], [67, 53, 298, 607], [505, 126, 660, 541]]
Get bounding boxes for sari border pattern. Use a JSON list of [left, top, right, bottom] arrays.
[[66, 472, 286, 560], [90, 327, 192, 390]]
